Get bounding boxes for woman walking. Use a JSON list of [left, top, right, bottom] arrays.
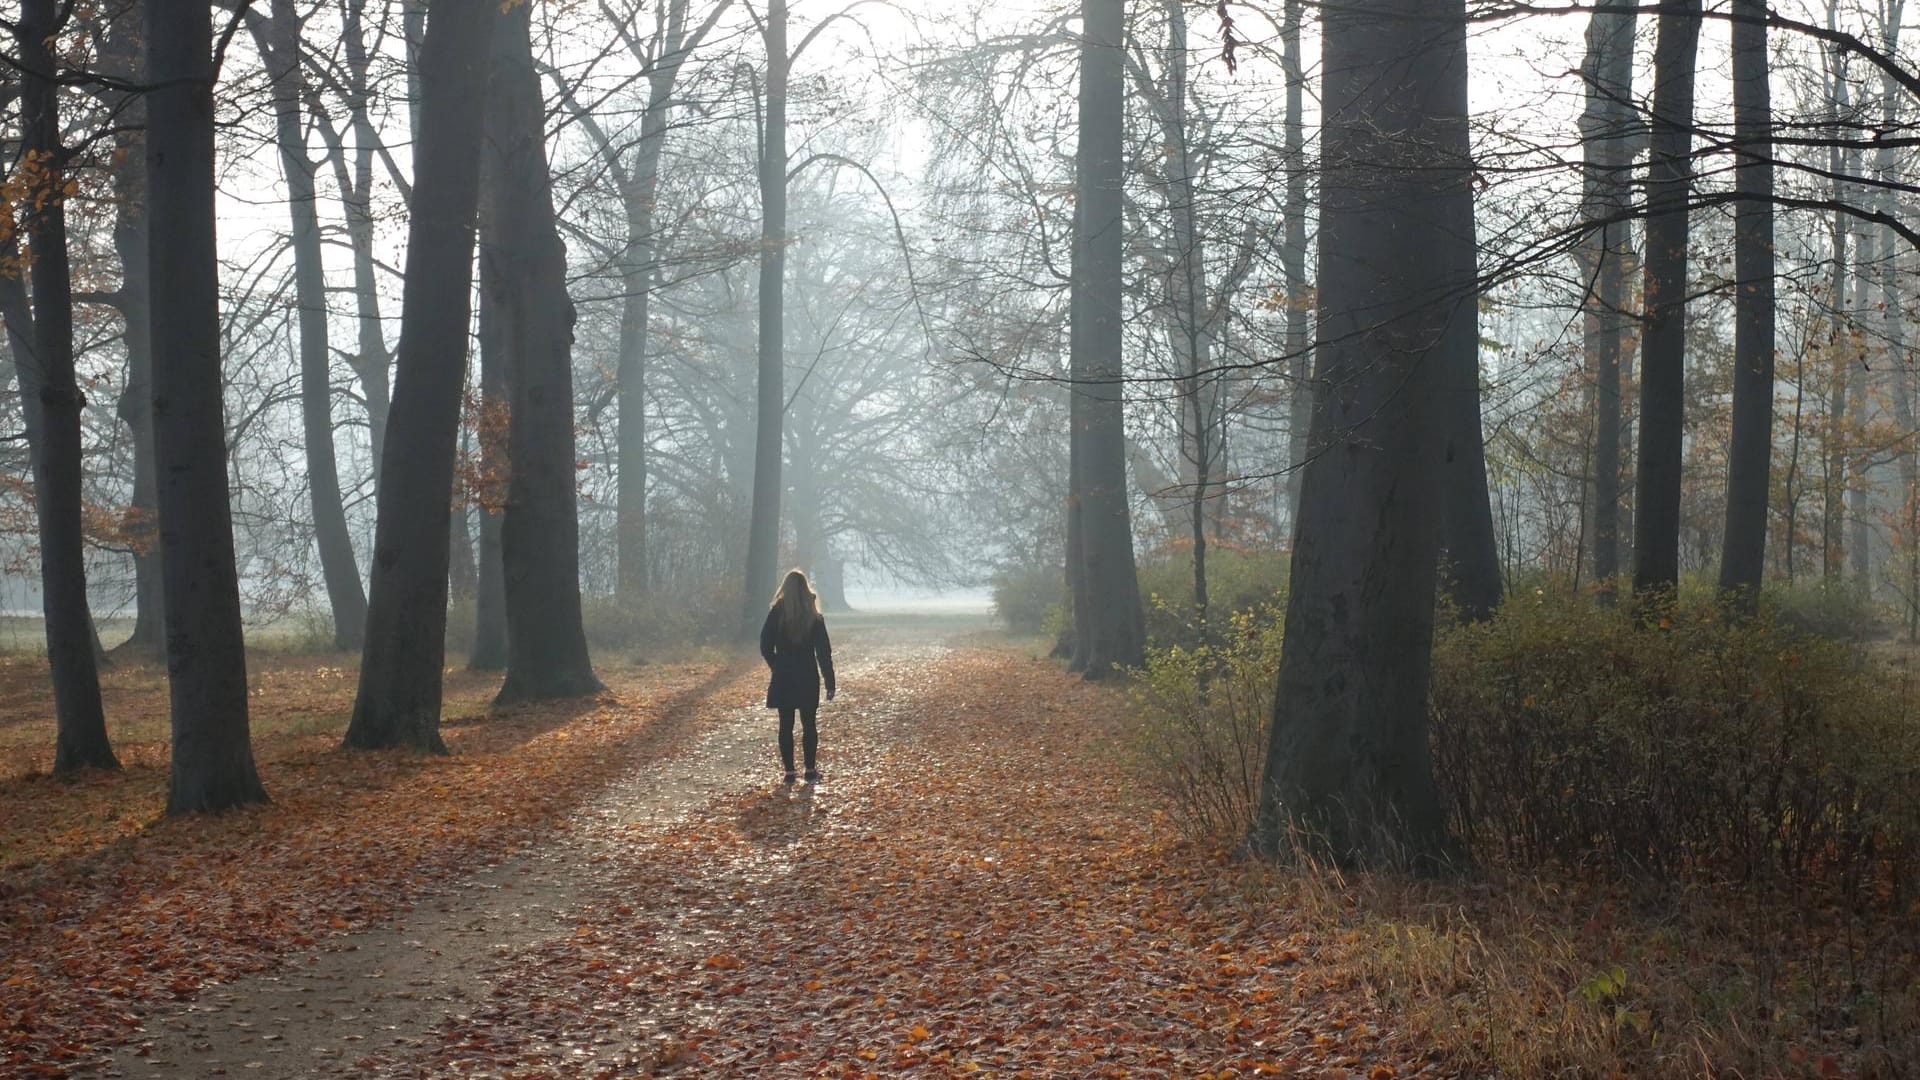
[[760, 568, 836, 784]]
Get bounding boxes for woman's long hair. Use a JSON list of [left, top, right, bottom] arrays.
[[769, 568, 821, 646]]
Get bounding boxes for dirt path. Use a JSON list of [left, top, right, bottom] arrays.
[[90, 619, 965, 1079], [87, 616, 1428, 1079]]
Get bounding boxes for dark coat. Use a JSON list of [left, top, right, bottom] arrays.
[[761, 609, 835, 710]]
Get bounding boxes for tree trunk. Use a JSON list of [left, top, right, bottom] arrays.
[[1279, 0, 1311, 534], [1158, 0, 1213, 622], [1065, 364, 1088, 666], [449, 497, 478, 599], [488, 5, 602, 703], [1579, 3, 1635, 592], [1874, 6, 1911, 627], [1250, 0, 1464, 870], [1436, 106, 1502, 624], [1850, 224, 1873, 590], [345, 0, 497, 751], [256, 0, 368, 650], [1823, 90, 1850, 583], [18, 0, 116, 773], [614, 2, 702, 607], [468, 243, 509, 671], [615, 180, 655, 606], [341, 0, 391, 482], [1718, 0, 1774, 608], [1630, 0, 1701, 601], [741, 0, 789, 637], [1071, 0, 1144, 678], [99, 9, 164, 655], [146, 0, 267, 811]]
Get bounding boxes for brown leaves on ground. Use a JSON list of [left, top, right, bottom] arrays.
[[413, 649, 1436, 1078], [0, 652, 754, 1077]]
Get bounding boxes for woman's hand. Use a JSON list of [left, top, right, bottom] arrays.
[[826, 687, 836, 701]]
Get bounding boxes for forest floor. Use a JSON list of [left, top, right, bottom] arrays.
[[0, 614, 1435, 1079]]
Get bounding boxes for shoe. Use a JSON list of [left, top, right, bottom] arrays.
[[782, 770, 798, 785], [803, 768, 821, 783]]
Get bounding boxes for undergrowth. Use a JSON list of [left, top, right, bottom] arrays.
[[1127, 586, 1920, 1076]]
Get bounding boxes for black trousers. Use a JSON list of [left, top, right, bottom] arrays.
[[778, 706, 818, 772]]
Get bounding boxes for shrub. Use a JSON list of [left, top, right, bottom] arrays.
[[1762, 576, 1889, 641], [1136, 544, 1288, 648], [579, 581, 738, 653], [1427, 591, 1920, 906], [989, 563, 1063, 637], [1125, 601, 1282, 843]]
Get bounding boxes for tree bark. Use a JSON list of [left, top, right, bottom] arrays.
[[615, 180, 655, 605], [1823, 50, 1851, 583], [14, 0, 116, 772], [1071, 0, 1145, 678], [340, 0, 392, 482], [468, 241, 508, 671], [345, 0, 497, 751], [1578, 3, 1635, 591], [1436, 75, 1502, 624], [487, 5, 602, 703], [1718, 0, 1775, 608], [98, 6, 164, 655], [1250, 0, 1464, 869], [1279, 0, 1311, 535], [741, 0, 789, 637], [146, 0, 267, 811], [1872, 5, 1912, 630], [1849, 223, 1873, 589], [255, 0, 368, 650], [1630, 0, 1701, 601], [1157, 0, 1213, 621]]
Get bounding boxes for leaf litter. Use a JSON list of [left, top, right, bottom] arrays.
[[2, 640, 1442, 1078]]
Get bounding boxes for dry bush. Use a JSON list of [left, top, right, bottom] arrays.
[[1125, 601, 1283, 843], [1128, 586, 1920, 1075], [1429, 591, 1920, 906]]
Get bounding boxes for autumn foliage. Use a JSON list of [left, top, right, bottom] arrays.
[[0, 652, 751, 1075]]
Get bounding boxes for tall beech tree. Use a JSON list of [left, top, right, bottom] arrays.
[[1719, 0, 1775, 606], [92, 2, 164, 656], [468, 252, 509, 672], [1069, 0, 1145, 677], [1630, 0, 1701, 600], [146, 0, 267, 812], [251, 0, 368, 651], [1436, 41, 1502, 625], [1279, 0, 1311, 530], [16, 0, 115, 773], [486, 2, 602, 703], [741, 0, 791, 636], [576, 0, 734, 607], [345, 0, 498, 751], [1251, 0, 1468, 867], [1577, 3, 1636, 590]]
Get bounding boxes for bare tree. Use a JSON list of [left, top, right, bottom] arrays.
[[1251, 0, 1469, 867], [486, 1, 602, 703], [1576, 2, 1635, 591], [1719, 0, 1776, 606], [252, 0, 368, 650], [1631, 0, 1701, 600], [14, 0, 116, 773], [346, 0, 498, 751], [147, 0, 268, 811], [1069, 0, 1144, 677]]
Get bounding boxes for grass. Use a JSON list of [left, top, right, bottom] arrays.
[[1227, 854, 1919, 1078]]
